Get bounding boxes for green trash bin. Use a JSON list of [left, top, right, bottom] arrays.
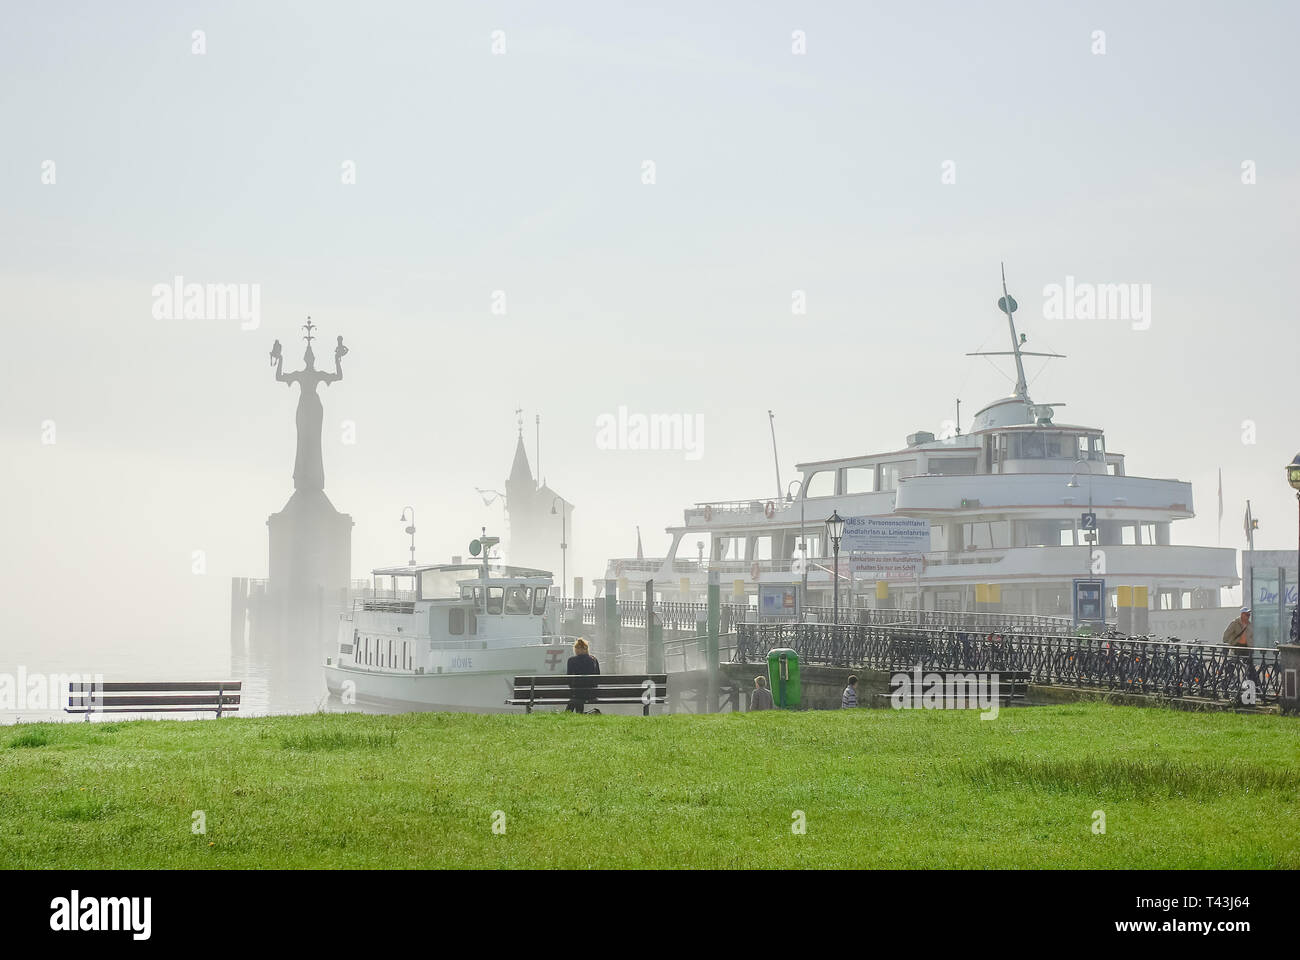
[[767, 647, 800, 708]]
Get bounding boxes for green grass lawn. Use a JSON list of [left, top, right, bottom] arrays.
[[1, 703, 1296, 868]]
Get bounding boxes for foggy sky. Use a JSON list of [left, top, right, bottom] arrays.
[[2, 0, 1297, 670]]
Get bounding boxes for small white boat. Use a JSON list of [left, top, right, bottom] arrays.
[[324, 538, 574, 712]]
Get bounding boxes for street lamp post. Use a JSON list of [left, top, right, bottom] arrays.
[[786, 479, 807, 620], [550, 497, 567, 598], [399, 506, 416, 566], [1288, 455, 1300, 641], [825, 510, 845, 624], [1067, 458, 1096, 575]]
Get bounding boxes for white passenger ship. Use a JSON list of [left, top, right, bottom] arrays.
[[605, 270, 1238, 620], [324, 536, 571, 711]]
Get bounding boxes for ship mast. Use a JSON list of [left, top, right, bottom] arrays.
[[967, 263, 1066, 408], [998, 263, 1029, 402]]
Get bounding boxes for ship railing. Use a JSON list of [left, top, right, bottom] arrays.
[[688, 498, 778, 515], [733, 622, 1282, 703], [358, 597, 416, 614]]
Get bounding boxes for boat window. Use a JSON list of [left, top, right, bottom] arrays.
[[1011, 432, 1045, 459], [532, 587, 549, 615], [486, 586, 504, 615], [843, 466, 875, 494], [374, 574, 416, 600], [449, 608, 465, 636], [420, 569, 464, 600], [468, 612, 478, 635], [504, 585, 532, 615], [714, 536, 745, 561], [880, 461, 915, 491], [804, 470, 835, 498], [928, 458, 976, 476]]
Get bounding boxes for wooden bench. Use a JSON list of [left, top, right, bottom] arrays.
[[878, 670, 1029, 708], [66, 681, 242, 720], [506, 674, 667, 715]]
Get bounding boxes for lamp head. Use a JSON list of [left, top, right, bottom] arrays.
[[1287, 453, 1300, 492]]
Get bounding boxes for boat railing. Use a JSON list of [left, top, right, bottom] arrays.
[[689, 498, 777, 515], [359, 598, 416, 614]]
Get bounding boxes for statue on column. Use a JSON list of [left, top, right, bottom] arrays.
[[271, 317, 347, 492]]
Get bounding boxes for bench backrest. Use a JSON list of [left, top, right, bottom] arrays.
[[509, 674, 668, 702], [66, 682, 242, 716]]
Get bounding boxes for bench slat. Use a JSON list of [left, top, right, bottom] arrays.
[[66, 706, 243, 714], [67, 682, 243, 693], [505, 697, 664, 706], [510, 685, 665, 697], [510, 675, 667, 686], [67, 695, 241, 707]]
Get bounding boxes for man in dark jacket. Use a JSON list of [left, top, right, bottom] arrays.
[[565, 637, 600, 713]]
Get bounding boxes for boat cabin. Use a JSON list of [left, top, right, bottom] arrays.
[[358, 563, 553, 645]]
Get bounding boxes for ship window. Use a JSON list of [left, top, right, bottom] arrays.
[[928, 458, 976, 476], [880, 461, 915, 491], [843, 466, 875, 494], [420, 569, 463, 600], [487, 587, 504, 615], [532, 587, 549, 615], [449, 608, 465, 635], [468, 612, 478, 635], [804, 470, 835, 498], [1010, 432, 1045, 459], [504, 585, 532, 615]]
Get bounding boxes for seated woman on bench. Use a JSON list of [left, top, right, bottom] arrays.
[[565, 637, 601, 713]]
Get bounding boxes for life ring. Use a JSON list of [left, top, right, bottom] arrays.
[[765, 501, 775, 519], [750, 561, 760, 580], [704, 505, 713, 521]]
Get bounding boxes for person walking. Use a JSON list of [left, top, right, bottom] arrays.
[[565, 637, 600, 713], [841, 675, 858, 709], [749, 675, 774, 711], [1222, 607, 1252, 658]]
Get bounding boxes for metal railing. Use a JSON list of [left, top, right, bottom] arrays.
[[660, 633, 740, 673], [734, 622, 1282, 704], [550, 597, 1073, 635], [551, 597, 752, 632]]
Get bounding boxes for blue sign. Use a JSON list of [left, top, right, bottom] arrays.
[[1073, 578, 1105, 625], [759, 585, 798, 618]]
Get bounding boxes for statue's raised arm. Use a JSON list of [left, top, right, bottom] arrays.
[[271, 339, 297, 384], [320, 335, 348, 385]]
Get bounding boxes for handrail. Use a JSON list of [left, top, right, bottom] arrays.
[[733, 622, 1281, 703]]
